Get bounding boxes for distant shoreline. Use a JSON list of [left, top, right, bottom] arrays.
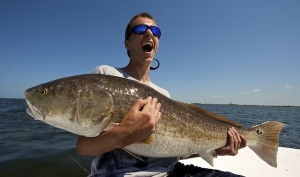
[[0, 97, 25, 101], [194, 103, 300, 108]]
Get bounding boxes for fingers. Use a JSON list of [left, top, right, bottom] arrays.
[[130, 97, 151, 111], [240, 135, 247, 149], [142, 97, 161, 129], [227, 127, 240, 155], [116, 97, 161, 147], [148, 97, 161, 124], [152, 97, 161, 125], [130, 97, 161, 127], [228, 127, 247, 155], [215, 127, 246, 156]]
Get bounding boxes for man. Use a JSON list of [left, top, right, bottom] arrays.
[[76, 12, 246, 177]]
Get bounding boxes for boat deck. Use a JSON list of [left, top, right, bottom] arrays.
[[180, 147, 299, 177]]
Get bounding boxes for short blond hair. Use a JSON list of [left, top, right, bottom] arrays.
[[125, 12, 157, 40]]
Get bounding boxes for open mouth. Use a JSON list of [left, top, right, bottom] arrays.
[[26, 100, 45, 120], [142, 42, 154, 52]]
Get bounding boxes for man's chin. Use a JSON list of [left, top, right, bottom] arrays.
[[143, 52, 155, 59]]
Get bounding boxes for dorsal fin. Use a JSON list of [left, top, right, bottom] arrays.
[[176, 101, 242, 128]]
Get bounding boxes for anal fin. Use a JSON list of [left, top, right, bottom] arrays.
[[198, 150, 218, 166]]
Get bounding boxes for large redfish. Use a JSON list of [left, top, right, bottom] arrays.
[[25, 74, 285, 167]]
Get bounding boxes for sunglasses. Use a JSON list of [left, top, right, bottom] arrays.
[[128, 24, 161, 39]]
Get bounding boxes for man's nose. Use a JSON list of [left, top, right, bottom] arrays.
[[144, 28, 153, 37]]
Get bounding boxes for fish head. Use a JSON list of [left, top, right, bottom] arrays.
[[25, 75, 115, 137], [25, 80, 67, 121]]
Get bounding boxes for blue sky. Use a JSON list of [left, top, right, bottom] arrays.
[[1, 0, 299, 106]]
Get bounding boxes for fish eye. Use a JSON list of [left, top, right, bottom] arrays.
[[40, 89, 48, 95]]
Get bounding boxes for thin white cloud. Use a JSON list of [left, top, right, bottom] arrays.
[[210, 95, 224, 99], [284, 83, 294, 89], [252, 89, 260, 92], [240, 89, 261, 95]]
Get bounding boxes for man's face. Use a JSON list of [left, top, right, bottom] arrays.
[[125, 17, 160, 65]]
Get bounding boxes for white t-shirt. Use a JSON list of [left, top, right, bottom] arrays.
[[93, 65, 171, 98]]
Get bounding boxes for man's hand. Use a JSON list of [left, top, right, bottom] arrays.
[[114, 96, 161, 148], [76, 97, 161, 156], [215, 127, 247, 156]]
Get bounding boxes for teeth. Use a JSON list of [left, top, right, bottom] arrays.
[[142, 42, 154, 52], [143, 42, 153, 47]]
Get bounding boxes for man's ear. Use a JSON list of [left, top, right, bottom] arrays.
[[124, 40, 130, 50], [125, 40, 131, 57]]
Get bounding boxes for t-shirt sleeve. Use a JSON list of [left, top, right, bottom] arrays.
[[93, 65, 122, 77]]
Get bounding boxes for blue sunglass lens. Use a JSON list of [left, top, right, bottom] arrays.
[[133, 25, 148, 34], [150, 26, 161, 38], [132, 25, 161, 38]]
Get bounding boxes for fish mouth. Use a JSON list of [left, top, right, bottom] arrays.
[[25, 100, 46, 121]]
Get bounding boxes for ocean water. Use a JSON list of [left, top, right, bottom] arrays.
[[0, 98, 299, 177]]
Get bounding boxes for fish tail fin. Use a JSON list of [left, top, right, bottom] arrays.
[[248, 121, 286, 168]]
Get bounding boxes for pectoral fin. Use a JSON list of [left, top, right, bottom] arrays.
[[139, 135, 154, 144], [103, 122, 119, 132]]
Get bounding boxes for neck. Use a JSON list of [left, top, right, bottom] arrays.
[[123, 64, 150, 82]]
